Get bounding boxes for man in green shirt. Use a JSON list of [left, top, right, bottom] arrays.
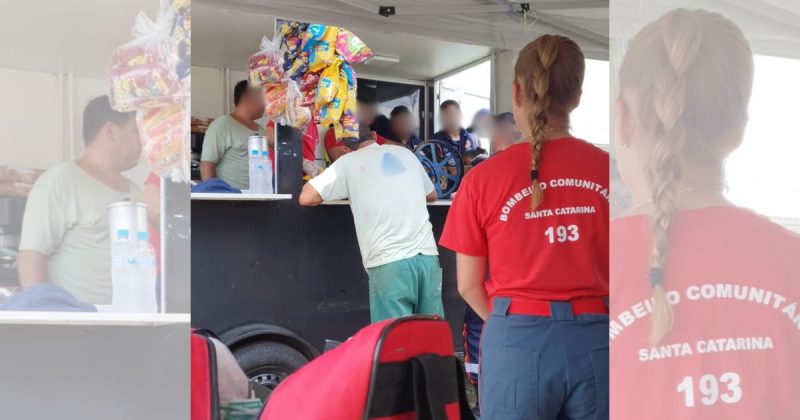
[[200, 80, 266, 190], [18, 96, 142, 305]]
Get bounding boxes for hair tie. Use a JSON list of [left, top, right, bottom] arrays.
[[530, 170, 539, 180], [649, 267, 665, 288]]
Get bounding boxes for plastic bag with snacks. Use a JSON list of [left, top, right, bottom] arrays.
[[285, 80, 311, 129], [248, 35, 285, 87], [108, 11, 183, 112], [264, 83, 288, 121], [336, 28, 373, 64], [136, 103, 190, 182], [315, 59, 342, 109], [308, 26, 340, 72]]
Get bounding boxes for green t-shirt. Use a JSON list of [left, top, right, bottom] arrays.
[[19, 161, 141, 305], [200, 114, 264, 190]]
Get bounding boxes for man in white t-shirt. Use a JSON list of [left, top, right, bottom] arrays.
[[299, 126, 443, 322]]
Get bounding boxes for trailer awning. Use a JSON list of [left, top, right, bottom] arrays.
[[193, 0, 609, 80]]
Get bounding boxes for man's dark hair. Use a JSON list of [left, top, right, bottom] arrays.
[[82, 96, 135, 145], [439, 99, 460, 111], [494, 112, 515, 125], [233, 80, 251, 107], [390, 105, 411, 118]]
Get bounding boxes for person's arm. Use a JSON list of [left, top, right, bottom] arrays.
[[17, 172, 67, 288], [426, 190, 437, 202], [199, 120, 225, 181], [199, 161, 217, 181], [142, 176, 160, 227], [17, 250, 49, 288], [418, 158, 437, 202], [300, 159, 349, 206], [299, 183, 323, 206], [456, 253, 490, 320]]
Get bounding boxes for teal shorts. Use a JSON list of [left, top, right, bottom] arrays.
[[366, 254, 444, 323]]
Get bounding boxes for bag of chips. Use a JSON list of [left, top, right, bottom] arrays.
[[340, 73, 359, 140], [319, 68, 348, 127], [308, 26, 339, 72], [285, 50, 309, 80], [264, 83, 288, 121], [108, 11, 183, 112], [247, 35, 284, 86], [136, 102, 190, 182], [335, 28, 373, 64], [315, 59, 341, 109], [285, 80, 311, 129], [301, 24, 327, 53], [299, 72, 320, 107], [278, 20, 307, 71]]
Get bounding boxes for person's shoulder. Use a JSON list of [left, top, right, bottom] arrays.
[[559, 138, 608, 157], [207, 115, 232, 131], [28, 162, 80, 198]]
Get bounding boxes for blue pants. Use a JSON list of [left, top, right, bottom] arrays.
[[479, 297, 609, 420]]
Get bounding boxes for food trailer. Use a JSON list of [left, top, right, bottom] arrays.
[[190, 0, 609, 389]]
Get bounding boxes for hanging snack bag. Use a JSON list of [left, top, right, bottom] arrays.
[[247, 35, 284, 86], [335, 28, 373, 64], [301, 24, 327, 53], [299, 72, 320, 107], [285, 80, 311, 129], [285, 50, 310, 80], [264, 83, 288, 121], [308, 26, 340, 72], [136, 103, 189, 181], [319, 68, 348, 127], [315, 59, 342, 109], [108, 11, 182, 112], [340, 74, 359, 140]]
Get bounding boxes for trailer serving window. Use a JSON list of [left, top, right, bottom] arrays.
[[726, 54, 800, 230]]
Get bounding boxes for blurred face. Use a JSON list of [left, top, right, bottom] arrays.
[[108, 117, 141, 171], [491, 120, 521, 153], [440, 105, 462, 132], [239, 88, 265, 121], [357, 102, 377, 126], [474, 113, 493, 136], [391, 113, 414, 139]]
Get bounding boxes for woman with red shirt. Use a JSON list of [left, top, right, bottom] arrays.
[[441, 35, 609, 419], [610, 9, 800, 419]]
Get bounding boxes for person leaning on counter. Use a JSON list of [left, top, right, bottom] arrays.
[[199, 80, 266, 191]]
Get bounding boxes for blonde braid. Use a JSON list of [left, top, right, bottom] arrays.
[[647, 10, 702, 345], [526, 36, 559, 210]]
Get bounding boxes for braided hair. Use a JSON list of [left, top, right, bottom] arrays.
[[514, 35, 585, 210], [618, 9, 753, 345]]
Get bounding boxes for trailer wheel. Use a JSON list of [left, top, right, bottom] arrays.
[[233, 341, 309, 390]]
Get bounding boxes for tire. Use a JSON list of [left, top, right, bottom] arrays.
[[233, 340, 309, 391]]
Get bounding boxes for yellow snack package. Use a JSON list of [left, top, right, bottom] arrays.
[[314, 59, 342, 109], [308, 26, 340, 72], [319, 68, 348, 127]]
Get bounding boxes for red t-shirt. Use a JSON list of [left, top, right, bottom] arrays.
[[610, 206, 800, 419], [440, 139, 609, 301], [323, 127, 387, 155], [267, 120, 319, 164]]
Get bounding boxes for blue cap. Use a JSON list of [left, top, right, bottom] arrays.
[[117, 229, 129, 240], [137, 231, 149, 241]]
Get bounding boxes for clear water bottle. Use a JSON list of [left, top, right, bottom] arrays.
[[111, 229, 135, 312], [262, 149, 274, 194], [248, 149, 263, 193], [133, 231, 158, 313]]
